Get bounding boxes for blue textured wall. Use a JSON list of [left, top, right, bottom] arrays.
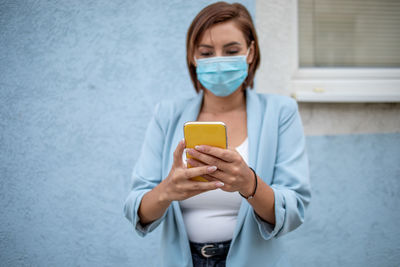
[[284, 133, 400, 266], [1, 1, 399, 266]]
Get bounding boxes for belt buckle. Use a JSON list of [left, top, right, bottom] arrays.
[[200, 244, 214, 258]]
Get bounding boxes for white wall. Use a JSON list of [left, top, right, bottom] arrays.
[[255, 0, 400, 135]]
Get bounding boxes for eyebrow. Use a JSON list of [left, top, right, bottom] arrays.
[[223, 42, 242, 48], [198, 42, 242, 48]]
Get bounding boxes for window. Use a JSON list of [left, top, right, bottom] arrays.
[[292, 0, 400, 102]]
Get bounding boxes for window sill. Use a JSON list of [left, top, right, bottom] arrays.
[[291, 68, 400, 103]]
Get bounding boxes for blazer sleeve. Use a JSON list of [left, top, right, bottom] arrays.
[[252, 98, 311, 240], [123, 103, 168, 237]]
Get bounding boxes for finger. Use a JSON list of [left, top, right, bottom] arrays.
[[183, 164, 218, 179], [173, 139, 185, 167], [183, 180, 224, 192], [194, 145, 238, 163], [187, 148, 229, 170], [187, 158, 221, 182], [187, 157, 206, 167], [204, 169, 231, 184], [188, 157, 234, 186]]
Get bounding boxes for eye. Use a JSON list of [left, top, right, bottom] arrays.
[[200, 52, 214, 57], [226, 50, 239, 55]]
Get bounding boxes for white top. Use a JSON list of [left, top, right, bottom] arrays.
[[179, 138, 249, 243]]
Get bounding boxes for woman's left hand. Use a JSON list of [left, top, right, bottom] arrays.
[[186, 145, 255, 197]]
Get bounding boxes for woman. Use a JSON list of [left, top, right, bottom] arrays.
[[124, 2, 311, 266]]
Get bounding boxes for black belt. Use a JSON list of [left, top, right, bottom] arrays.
[[190, 240, 231, 258]]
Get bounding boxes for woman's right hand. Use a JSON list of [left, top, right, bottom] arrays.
[[159, 139, 224, 202]]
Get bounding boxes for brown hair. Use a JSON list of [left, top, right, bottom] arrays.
[[186, 2, 261, 92]]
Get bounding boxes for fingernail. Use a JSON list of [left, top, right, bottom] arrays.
[[207, 166, 217, 172], [215, 182, 224, 187], [195, 145, 203, 151]]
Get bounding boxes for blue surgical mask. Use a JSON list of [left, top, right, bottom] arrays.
[[195, 50, 249, 97]]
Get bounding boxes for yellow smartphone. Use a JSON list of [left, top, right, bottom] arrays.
[[183, 121, 227, 182]]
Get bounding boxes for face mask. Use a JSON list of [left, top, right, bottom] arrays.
[[195, 49, 249, 97]]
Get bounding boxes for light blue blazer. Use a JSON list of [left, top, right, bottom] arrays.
[[124, 88, 311, 267]]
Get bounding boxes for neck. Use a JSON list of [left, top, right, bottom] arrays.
[[201, 88, 246, 114]]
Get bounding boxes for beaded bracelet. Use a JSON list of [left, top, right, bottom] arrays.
[[239, 167, 258, 200]]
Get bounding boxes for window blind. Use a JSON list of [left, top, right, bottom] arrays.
[[299, 0, 400, 68]]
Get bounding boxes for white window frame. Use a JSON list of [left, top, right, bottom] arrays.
[[290, 1, 400, 103]]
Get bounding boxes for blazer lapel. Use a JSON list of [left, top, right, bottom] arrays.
[[172, 90, 204, 147], [170, 90, 204, 262], [245, 88, 263, 171], [232, 88, 263, 242], [180, 90, 204, 127]]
